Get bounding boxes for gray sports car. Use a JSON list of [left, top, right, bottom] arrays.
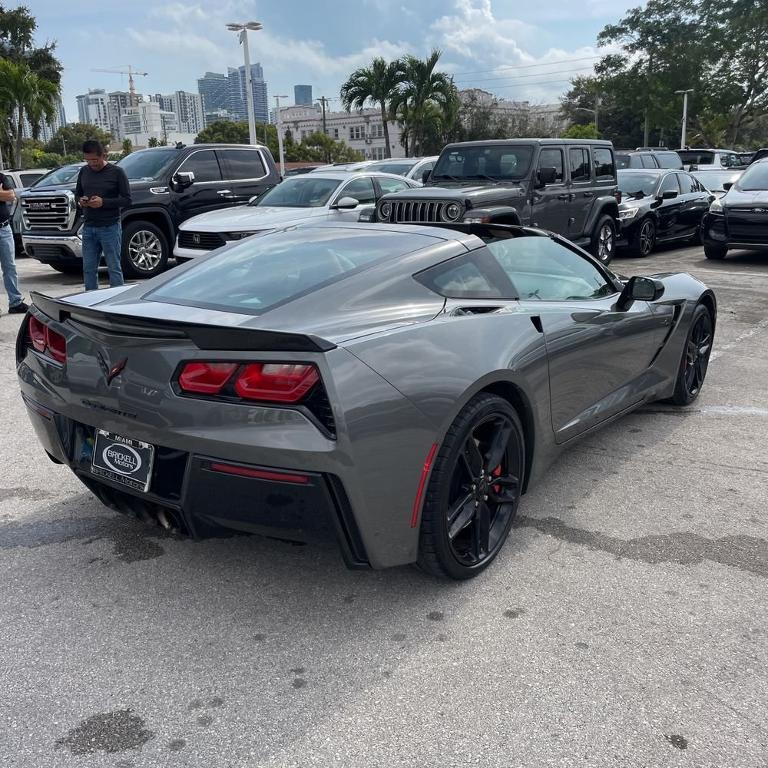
[[17, 222, 716, 579]]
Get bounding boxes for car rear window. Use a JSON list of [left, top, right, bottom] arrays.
[[146, 228, 436, 315]]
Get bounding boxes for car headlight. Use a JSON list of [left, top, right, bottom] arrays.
[[618, 207, 639, 220], [379, 201, 392, 220], [442, 203, 462, 221], [709, 198, 723, 213]]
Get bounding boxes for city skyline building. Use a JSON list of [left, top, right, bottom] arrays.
[[294, 84, 312, 106]]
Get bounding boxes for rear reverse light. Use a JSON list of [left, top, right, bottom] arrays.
[[178, 362, 237, 394], [27, 314, 66, 363], [234, 363, 319, 403], [176, 361, 320, 405]]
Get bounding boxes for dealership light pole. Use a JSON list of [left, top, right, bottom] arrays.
[[274, 94, 288, 176], [226, 21, 263, 146], [675, 89, 694, 149]]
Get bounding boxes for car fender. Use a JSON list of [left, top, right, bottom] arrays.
[[464, 206, 522, 225], [584, 198, 620, 233]]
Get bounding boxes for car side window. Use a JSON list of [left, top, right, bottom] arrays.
[[415, 249, 514, 299], [593, 148, 615, 179], [659, 174, 680, 194], [537, 148, 565, 184], [338, 177, 375, 205], [641, 154, 657, 169], [376, 176, 411, 195], [677, 173, 696, 194], [177, 150, 222, 183], [218, 149, 266, 180], [486, 236, 615, 301], [569, 148, 591, 182]]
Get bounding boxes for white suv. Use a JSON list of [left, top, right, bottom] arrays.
[[1, 168, 50, 256]]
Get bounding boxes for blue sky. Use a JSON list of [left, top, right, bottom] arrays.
[[26, 0, 645, 120]]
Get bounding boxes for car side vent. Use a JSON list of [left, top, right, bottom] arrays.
[[303, 383, 336, 438], [451, 306, 505, 316]]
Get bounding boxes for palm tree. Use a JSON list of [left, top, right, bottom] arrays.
[[392, 50, 456, 156], [0, 59, 59, 167], [340, 57, 404, 159]]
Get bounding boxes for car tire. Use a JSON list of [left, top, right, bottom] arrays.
[[121, 221, 169, 279], [629, 217, 656, 257], [669, 303, 713, 406], [416, 393, 526, 580], [704, 242, 727, 260], [50, 262, 84, 275], [590, 215, 616, 264]]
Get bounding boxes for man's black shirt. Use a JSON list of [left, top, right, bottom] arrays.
[[75, 164, 131, 226], [0, 174, 12, 224]]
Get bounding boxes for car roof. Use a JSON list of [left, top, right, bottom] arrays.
[[617, 168, 672, 174], [280, 170, 416, 182], [444, 139, 613, 148]]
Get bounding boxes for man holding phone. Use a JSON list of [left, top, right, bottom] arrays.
[[75, 140, 131, 291], [0, 170, 27, 314]]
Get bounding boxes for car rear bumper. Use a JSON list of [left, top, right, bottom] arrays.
[[20, 394, 370, 569], [23, 233, 83, 263]]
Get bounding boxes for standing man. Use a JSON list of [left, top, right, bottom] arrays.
[[0, 170, 28, 315], [76, 140, 131, 291]]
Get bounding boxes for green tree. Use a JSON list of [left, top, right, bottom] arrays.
[[121, 137, 132, 157], [44, 123, 113, 156], [392, 50, 457, 156], [299, 132, 363, 163], [561, 123, 601, 139], [147, 136, 159, 147], [340, 57, 404, 158], [194, 120, 250, 144], [0, 58, 59, 166]]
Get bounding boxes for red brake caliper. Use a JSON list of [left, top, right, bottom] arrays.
[[491, 464, 502, 495]]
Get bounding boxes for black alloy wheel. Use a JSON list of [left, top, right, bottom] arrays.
[[670, 304, 713, 405], [630, 218, 656, 257], [417, 394, 525, 579], [590, 215, 616, 265], [704, 242, 727, 260]]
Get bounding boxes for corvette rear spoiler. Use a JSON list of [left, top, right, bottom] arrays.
[[29, 292, 336, 353]]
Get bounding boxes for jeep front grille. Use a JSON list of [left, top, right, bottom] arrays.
[[21, 193, 75, 231], [388, 200, 455, 223]]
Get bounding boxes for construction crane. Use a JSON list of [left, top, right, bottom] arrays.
[[91, 65, 148, 97]]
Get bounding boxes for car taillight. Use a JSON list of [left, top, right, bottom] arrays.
[[176, 361, 320, 404], [234, 363, 319, 403], [178, 362, 238, 394], [27, 314, 67, 363]]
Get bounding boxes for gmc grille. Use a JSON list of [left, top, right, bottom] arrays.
[[178, 231, 226, 250], [388, 199, 456, 223], [21, 193, 74, 231]]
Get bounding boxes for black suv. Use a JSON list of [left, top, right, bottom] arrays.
[[376, 139, 620, 263], [19, 144, 280, 278]]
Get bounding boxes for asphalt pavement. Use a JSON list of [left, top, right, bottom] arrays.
[[1, 246, 767, 768]]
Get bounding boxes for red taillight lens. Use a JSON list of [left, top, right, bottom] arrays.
[[178, 362, 238, 394], [28, 316, 47, 353], [234, 363, 319, 403], [27, 315, 67, 363]]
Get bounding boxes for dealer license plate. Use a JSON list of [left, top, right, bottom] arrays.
[[91, 430, 155, 493]]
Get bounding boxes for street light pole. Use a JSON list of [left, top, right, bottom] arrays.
[[675, 89, 694, 149], [226, 21, 263, 146], [274, 94, 287, 176]]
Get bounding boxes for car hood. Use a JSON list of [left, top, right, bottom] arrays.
[[723, 188, 768, 207], [382, 183, 526, 207], [179, 206, 325, 232]]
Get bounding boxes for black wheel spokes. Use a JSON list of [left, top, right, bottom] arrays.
[[684, 314, 713, 396], [447, 415, 522, 567]]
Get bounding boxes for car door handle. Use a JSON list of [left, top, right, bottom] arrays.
[[216, 189, 232, 195], [583, 191, 595, 198], [557, 193, 574, 200]]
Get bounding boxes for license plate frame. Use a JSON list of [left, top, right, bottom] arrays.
[[91, 429, 155, 493]]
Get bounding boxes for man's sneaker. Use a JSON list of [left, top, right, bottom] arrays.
[[8, 301, 29, 314]]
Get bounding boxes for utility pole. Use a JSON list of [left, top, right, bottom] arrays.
[[675, 89, 694, 149], [274, 94, 288, 177], [316, 96, 330, 162], [594, 93, 600, 133]]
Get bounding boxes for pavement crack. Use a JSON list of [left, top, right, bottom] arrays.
[[515, 515, 768, 578]]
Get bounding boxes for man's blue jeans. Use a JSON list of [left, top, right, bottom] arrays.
[[0, 224, 23, 307], [82, 222, 124, 291]]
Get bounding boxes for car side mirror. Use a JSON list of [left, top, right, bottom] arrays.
[[332, 196, 359, 210], [173, 171, 195, 189], [616, 276, 665, 310], [537, 166, 557, 187], [659, 189, 678, 200], [722, 181, 733, 191], [422, 169, 432, 184]]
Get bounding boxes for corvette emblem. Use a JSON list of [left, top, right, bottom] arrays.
[[97, 352, 128, 385]]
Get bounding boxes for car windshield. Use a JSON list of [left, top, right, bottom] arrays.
[[251, 177, 341, 208], [146, 228, 435, 314], [30, 165, 82, 186], [117, 148, 180, 181], [368, 162, 416, 176], [736, 162, 768, 191], [617, 171, 659, 198], [692, 171, 740, 191], [432, 145, 534, 181]]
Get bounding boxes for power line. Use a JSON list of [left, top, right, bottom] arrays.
[[455, 66, 596, 85], [450, 55, 601, 77]]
